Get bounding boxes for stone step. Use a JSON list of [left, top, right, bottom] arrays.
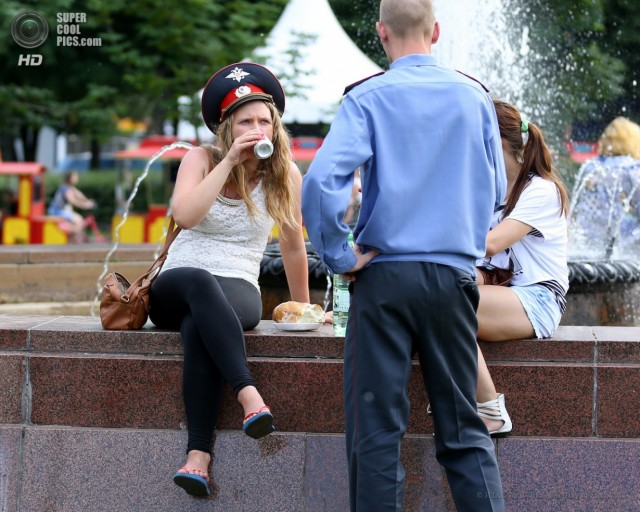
[[2, 317, 640, 438], [2, 316, 640, 511]]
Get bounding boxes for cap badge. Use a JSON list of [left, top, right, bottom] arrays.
[[226, 67, 250, 82], [235, 85, 251, 98]]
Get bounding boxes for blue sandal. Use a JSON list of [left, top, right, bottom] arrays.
[[242, 405, 275, 439], [173, 468, 210, 497]]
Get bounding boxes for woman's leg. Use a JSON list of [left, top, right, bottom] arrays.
[[180, 314, 224, 454], [150, 268, 260, 392], [65, 211, 85, 243], [475, 285, 526, 434], [477, 346, 497, 403], [174, 315, 216, 484], [150, 268, 270, 434], [476, 346, 511, 434], [476, 285, 535, 342], [150, 268, 270, 492]]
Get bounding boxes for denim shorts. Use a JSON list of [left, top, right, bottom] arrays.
[[48, 207, 75, 222], [511, 284, 562, 339]]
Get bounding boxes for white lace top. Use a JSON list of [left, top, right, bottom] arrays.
[[161, 182, 274, 290]]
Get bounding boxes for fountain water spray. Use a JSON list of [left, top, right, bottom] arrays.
[[90, 141, 194, 316], [432, 0, 528, 113]]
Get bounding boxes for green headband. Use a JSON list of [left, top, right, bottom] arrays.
[[520, 114, 529, 133]]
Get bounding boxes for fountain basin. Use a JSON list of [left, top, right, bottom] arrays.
[[2, 243, 639, 326], [562, 260, 640, 326], [262, 243, 640, 327]]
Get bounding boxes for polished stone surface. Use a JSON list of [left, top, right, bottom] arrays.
[[597, 366, 640, 437], [1, 317, 638, 438], [0, 427, 21, 512], [3, 317, 640, 511], [29, 316, 182, 355], [0, 314, 54, 350], [488, 364, 594, 437], [593, 326, 640, 363], [19, 427, 307, 512], [499, 438, 640, 511], [0, 355, 24, 424], [480, 325, 596, 362], [9, 426, 640, 512], [30, 354, 184, 428]]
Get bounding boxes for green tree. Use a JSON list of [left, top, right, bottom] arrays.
[[328, 0, 628, 148], [0, 0, 288, 162], [328, 0, 385, 68], [96, 0, 288, 136], [598, 0, 640, 126], [0, 0, 120, 161], [501, 0, 625, 145]]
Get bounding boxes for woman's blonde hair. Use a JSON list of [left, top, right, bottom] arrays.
[[206, 101, 299, 235], [597, 116, 640, 159]]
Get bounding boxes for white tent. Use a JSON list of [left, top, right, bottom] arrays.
[[253, 0, 383, 124], [175, 0, 383, 138]]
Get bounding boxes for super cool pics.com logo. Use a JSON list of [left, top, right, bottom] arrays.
[[11, 11, 102, 66], [11, 11, 48, 48]]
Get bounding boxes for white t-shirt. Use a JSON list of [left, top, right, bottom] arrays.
[[477, 208, 510, 270], [505, 176, 569, 293]]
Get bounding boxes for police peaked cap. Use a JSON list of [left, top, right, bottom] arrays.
[[201, 62, 286, 132]]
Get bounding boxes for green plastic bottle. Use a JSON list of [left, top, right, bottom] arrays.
[[333, 231, 354, 337]]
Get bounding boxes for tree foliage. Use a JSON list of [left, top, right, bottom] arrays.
[[328, 0, 638, 145], [0, 0, 287, 161], [328, 0, 385, 68], [3, 0, 638, 165], [598, 0, 640, 126]]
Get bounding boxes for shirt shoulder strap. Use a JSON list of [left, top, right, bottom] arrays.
[[455, 70, 490, 93], [343, 71, 385, 96]]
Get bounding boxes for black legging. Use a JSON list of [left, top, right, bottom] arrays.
[[149, 267, 262, 453]]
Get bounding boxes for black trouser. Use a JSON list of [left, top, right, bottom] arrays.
[[344, 261, 504, 512], [149, 267, 262, 454]]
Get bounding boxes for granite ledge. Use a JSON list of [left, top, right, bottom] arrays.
[[1, 315, 640, 364]]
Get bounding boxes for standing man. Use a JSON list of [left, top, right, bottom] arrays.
[[301, 0, 506, 510]]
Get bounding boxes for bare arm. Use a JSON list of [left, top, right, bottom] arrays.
[[171, 130, 265, 229], [65, 187, 95, 210], [170, 147, 224, 228], [485, 218, 533, 256], [279, 162, 310, 303]]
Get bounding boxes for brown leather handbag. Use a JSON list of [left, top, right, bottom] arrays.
[[100, 217, 181, 330], [477, 265, 513, 287]]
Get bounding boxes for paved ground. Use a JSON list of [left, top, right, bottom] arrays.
[[0, 301, 94, 315]]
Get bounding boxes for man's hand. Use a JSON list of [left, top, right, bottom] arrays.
[[343, 244, 378, 281]]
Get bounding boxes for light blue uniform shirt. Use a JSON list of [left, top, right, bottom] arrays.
[[302, 54, 506, 275]]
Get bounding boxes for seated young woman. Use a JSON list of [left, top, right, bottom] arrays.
[[474, 99, 570, 435]]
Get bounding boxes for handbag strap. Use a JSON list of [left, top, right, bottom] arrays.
[[122, 216, 181, 297]]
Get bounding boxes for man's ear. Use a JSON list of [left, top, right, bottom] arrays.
[[376, 21, 388, 43], [431, 21, 440, 44]]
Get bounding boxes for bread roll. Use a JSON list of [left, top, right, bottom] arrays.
[[272, 301, 324, 324]]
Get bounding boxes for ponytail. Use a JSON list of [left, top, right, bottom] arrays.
[[494, 99, 569, 218]]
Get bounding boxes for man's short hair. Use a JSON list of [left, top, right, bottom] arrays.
[[379, 0, 435, 38]]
